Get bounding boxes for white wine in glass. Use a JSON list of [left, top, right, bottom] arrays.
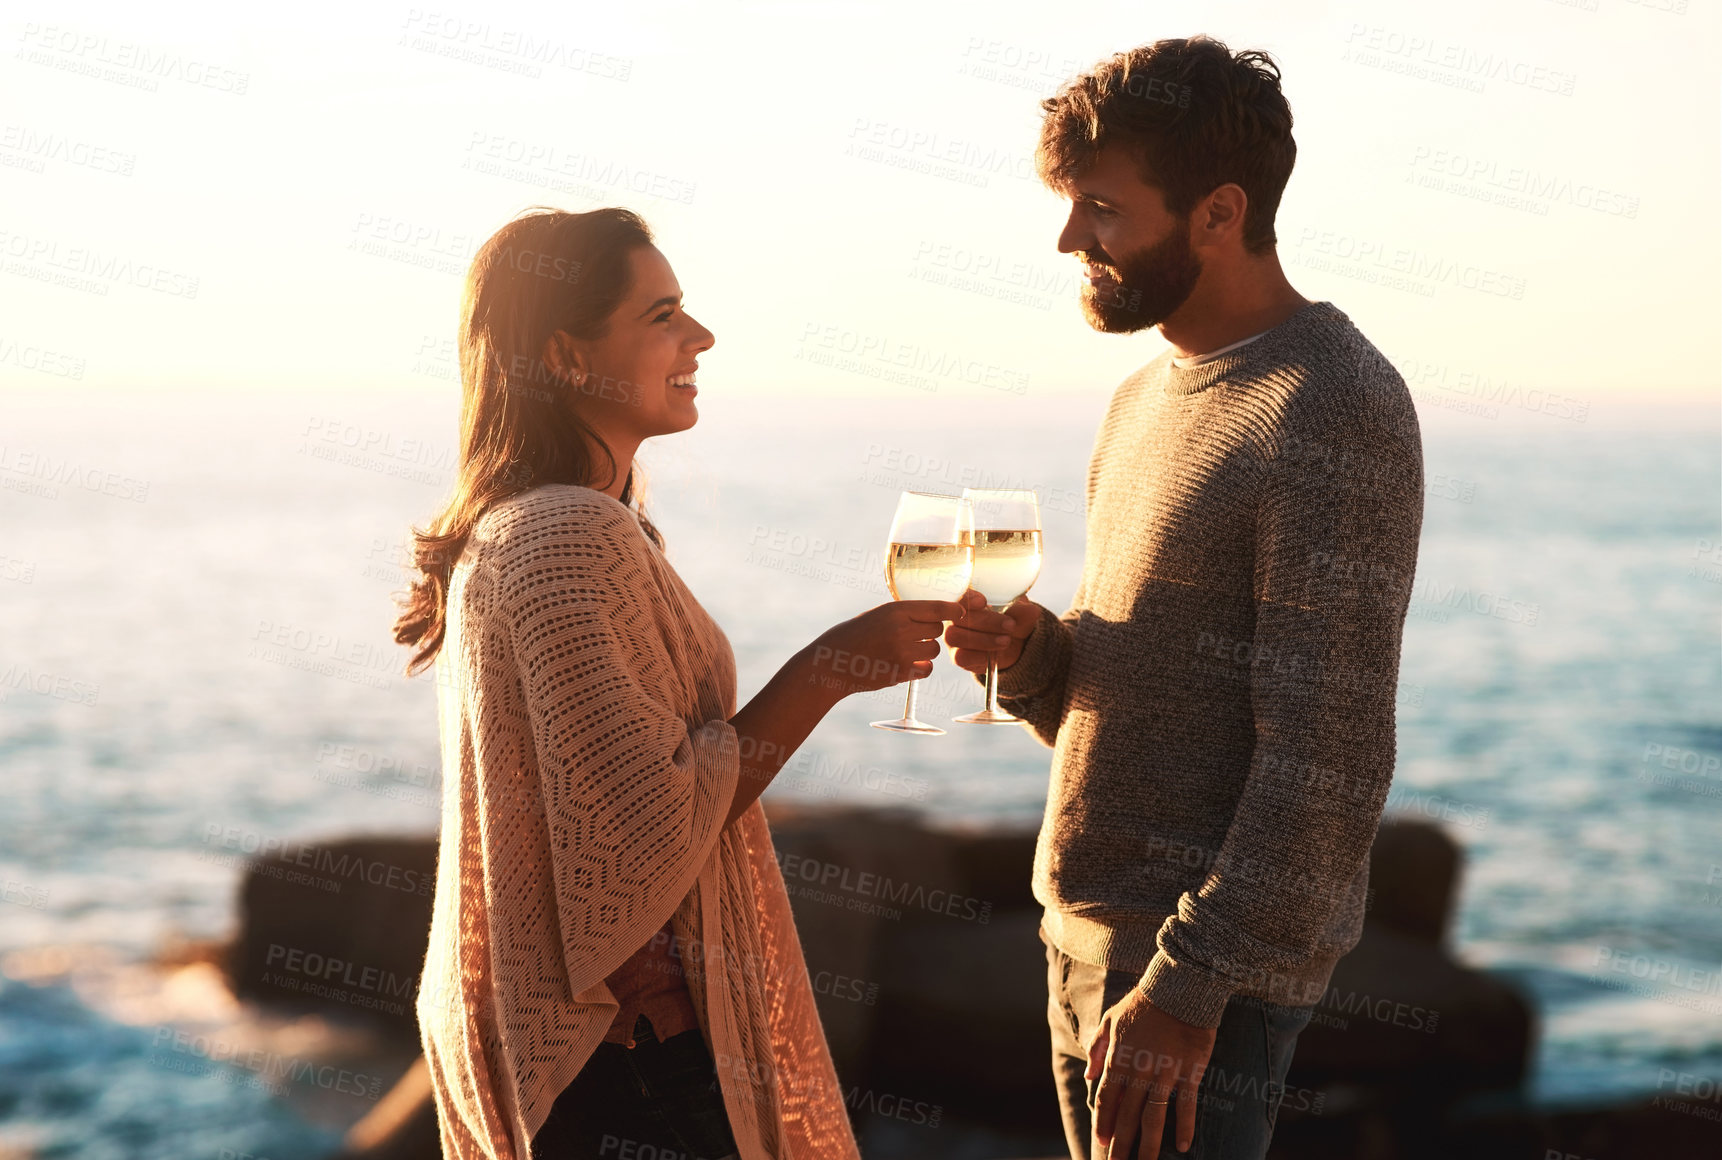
[[955, 488, 1042, 725], [871, 491, 974, 736]]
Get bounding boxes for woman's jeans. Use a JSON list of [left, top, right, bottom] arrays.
[[1044, 926, 1313, 1160], [531, 1015, 741, 1160]]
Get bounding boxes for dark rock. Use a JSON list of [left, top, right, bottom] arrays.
[[763, 802, 1061, 1133], [1288, 924, 1533, 1085], [765, 803, 968, 1079], [237, 806, 1702, 1160], [1463, 1097, 1722, 1159], [1273, 819, 1534, 1157], [1366, 817, 1462, 947], [864, 910, 1054, 1128], [228, 834, 436, 1042]]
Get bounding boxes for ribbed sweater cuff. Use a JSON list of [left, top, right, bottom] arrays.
[[1137, 951, 1236, 1030], [995, 605, 1065, 699]]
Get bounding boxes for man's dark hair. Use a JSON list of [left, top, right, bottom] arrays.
[[1037, 36, 1296, 254]]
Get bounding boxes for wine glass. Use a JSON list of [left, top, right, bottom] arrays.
[[870, 491, 974, 736], [954, 487, 1042, 725]]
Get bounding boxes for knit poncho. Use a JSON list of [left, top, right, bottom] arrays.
[[415, 484, 861, 1160]]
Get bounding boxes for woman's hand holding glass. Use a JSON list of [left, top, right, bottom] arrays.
[[803, 599, 967, 702]]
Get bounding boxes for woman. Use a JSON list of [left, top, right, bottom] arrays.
[[392, 206, 960, 1160]]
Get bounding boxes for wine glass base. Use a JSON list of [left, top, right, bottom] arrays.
[[953, 708, 1022, 725], [871, 718, 947, 735]]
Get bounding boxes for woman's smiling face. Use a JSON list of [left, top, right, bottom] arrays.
[[555, 244, 715, 447]]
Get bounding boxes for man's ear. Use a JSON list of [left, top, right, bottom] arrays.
[[1198, 184, 1249, 248], [541, 331, 589, 384]]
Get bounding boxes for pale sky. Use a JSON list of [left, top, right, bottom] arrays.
[[2, 0, 1717, 408]]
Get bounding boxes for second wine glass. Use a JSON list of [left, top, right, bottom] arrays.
[[954, 487, 1042, 725]]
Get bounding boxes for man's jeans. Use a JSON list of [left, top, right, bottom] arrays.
[[1044, 925, 1312, 1160]]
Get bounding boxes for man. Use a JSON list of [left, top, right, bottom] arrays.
[[946, 37, 1425, 1160]]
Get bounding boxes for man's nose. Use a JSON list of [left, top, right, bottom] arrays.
[[1056, 206, 1092, 255]]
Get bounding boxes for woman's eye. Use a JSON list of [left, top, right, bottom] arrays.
[[654, 310, 674, 323]]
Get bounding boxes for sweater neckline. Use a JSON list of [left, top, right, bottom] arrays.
[[1162, 301, 1341, 396]]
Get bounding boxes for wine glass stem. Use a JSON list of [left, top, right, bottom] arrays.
[[985, 655, 1002, 715], [902, 677, 921, 724]]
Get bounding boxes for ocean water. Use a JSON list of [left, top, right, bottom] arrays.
[[0, 384, 1718, 1154]]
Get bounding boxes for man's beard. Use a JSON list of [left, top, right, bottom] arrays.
[[1078, 223, 1203, 334]]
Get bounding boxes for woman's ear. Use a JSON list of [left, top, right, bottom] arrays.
[[541, 330, 589, 385]]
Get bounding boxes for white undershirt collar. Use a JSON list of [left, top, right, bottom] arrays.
[[1169, 329, 1272, 369]]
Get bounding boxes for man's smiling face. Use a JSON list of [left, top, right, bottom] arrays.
[[1055, 143, 1204, 334]]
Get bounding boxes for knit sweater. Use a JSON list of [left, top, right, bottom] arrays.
[[415, 484, 861, 1160], [998, 301, 1425, 1029]]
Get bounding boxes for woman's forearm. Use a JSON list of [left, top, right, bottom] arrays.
[[724, 645, 844, 827]]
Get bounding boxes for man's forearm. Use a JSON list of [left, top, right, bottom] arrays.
[[993, 605, 1076, 747]]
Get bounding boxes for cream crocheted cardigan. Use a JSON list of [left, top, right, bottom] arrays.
[[415, 484, 861, 1160]]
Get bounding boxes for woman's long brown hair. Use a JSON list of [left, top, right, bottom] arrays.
[[392, 206, 664, 678]]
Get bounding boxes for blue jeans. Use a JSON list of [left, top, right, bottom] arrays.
[[1044, 926, 1312, 1160], [531, 1015, 740, 1160]]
